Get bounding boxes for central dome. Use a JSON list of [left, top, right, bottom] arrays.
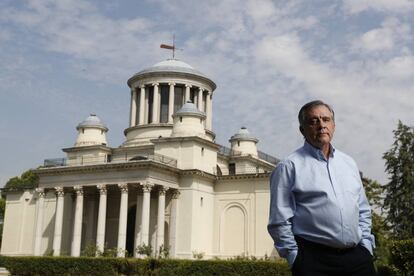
[[129, 59, 212, 83]]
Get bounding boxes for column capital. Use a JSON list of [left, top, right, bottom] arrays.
[[74, 185, 83, 196], [199, 87, 204, 92], [35, 187, 46, 198], [152, 82, 159, 87], [185, 84, 192, 88], [55, 187, 64, 197], [140, 84, 146, 89], [171, 190, 180, 199], [97, 184, 107, 195], [118, 183, 128, 193], [168, 82, 176, 86], [141, 182, 153, 192], [158, 186, 169, 196]]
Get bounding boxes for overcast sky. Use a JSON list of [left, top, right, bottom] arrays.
[[1, 0, 413, 186]]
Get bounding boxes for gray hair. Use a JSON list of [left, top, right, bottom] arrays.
[[298, 100, 335, 127]]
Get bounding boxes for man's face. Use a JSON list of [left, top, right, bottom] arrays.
[[300, 105, 335, 149]]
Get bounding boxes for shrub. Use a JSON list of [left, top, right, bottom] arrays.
[[389, 239, 414, 276], [0, 256, 290, 276]]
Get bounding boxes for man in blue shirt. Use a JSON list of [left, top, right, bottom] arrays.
[[268, 100, 376, 275]]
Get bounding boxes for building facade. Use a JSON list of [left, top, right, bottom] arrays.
[[1, 59, 278, 259]]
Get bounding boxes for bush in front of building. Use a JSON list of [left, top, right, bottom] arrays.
[[0, 256, 290, 275]]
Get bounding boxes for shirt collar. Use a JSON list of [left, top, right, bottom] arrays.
[[303, 140, 335, 161]]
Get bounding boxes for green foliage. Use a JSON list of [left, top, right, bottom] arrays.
[[383, 121, 414, 239], [389, 239, 414, 276], [0, 256, 291, 276], [158, 244, 170, 259], [81, 243, 101, 257], [136, 243, 153, 257], [192, 250, 205, 259], [4, 169, 39, 189]]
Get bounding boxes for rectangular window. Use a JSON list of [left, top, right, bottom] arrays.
[[160, 84, 169, 123], [174, 86, 184, 112], [229, 163, 236, 175]]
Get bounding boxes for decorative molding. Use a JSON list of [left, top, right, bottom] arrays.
[[97, 184, 107, 195], [141, 182, 153, 193], [55, 187, 64, 197], [171, 189, 180, 199], [118, 183, 128, 193], [158, 186, 169, 196], [35, 188, 45, 198], [74, 185, 84, 196]]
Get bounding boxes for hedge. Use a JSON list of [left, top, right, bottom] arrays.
[[0, 256, 290, 276]]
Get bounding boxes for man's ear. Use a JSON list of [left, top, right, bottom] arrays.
[[299, 126, 304, 135]]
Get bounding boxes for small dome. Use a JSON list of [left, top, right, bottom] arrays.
[[76, 114, 108, 131], [174, 102, 206, 118], [229, 127, 258, 143]]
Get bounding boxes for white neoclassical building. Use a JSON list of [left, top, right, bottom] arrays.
[[1, 59, 278, 259]]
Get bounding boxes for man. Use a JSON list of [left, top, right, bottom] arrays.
[[267, 100, 376, 276]]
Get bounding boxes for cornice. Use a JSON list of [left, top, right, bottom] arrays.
[[179, 169, 217, 180], [152, 136, 221, 150], [62, 145, 112, 153], [217, 172, 271, 180], [35, 160, 180, 176]]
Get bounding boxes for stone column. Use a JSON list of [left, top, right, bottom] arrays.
[[168, 190, 180, 258], [197, 88, 203, 111], [156, 187, 168, 255], [152, 83, 159, 124], [117, 183, 128, 257], [168, 82, 175, 123], [52, 187, 65, 256], [71, 185, 84, 257], [206, 91, 213, 130], [185, 84, 191, 103], [133, 188, 143, 257], [96, 184, 107, 254], [144, 86, 149, 124], [139, 85, 146, 125], [130, 88, 137, 127], [34, 188, 45, 256], [140, 183, 153, 246]]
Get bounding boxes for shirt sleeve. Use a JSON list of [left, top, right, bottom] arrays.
[[267, 161, 298, 267], [358, 178, 376, 255]]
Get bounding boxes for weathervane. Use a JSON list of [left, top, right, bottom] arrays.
[[160, 34, 182, 59]]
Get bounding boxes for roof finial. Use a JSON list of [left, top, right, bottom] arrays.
[[160, 34, 182, 59]]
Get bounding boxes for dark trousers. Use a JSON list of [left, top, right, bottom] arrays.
[[292, 236, 377, 276]]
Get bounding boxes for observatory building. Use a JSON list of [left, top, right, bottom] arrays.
[[1, 59, 278, 259]]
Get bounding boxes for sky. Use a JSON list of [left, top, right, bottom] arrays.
[[0, 0, 413, 186]]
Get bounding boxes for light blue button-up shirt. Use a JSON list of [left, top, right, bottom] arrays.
[[267, 141, 375, 267]]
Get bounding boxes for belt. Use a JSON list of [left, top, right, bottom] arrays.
[[295, 236, 356, 253]]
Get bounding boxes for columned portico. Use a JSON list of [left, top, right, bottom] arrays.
[[140, 183, 153, 246], [52, 187, 65, 256], [34, 188, 45, 256], [156, 187, 168, 254], [117, 183, 129, 257], [96, 184, 107, 254], [71, 185, 84, 257]]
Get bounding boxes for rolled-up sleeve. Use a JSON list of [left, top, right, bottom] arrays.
[[267, 161, 298, 267]]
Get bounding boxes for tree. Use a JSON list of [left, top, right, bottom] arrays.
[[4, 169, 38, 189], [362, 176, 390, 263], [383, 121, 414, 240]]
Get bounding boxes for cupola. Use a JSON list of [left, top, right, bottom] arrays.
[[171, 102, 206, 138], [74, 114, 108, 147], [229, 127, 258, 156]]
